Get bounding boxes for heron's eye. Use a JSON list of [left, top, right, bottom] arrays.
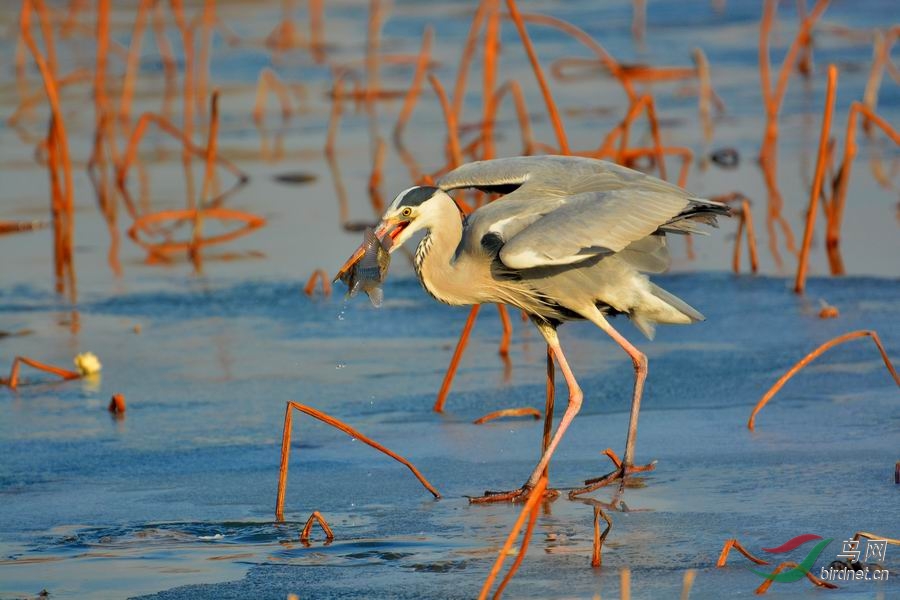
[[401, 207, 413, 218]]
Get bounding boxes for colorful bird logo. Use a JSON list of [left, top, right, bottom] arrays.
[[750, 534, 834, 583]]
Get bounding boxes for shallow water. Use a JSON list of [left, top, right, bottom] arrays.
[[1, 0, 899, 598]]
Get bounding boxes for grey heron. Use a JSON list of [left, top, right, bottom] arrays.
[[336, 155, 728, 502]]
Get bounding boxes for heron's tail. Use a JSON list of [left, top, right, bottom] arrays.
[[632, 283, 705, 340], [661, 198, 731, 235]]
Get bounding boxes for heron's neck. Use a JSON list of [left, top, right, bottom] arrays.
[[413, 199, 470, 306]]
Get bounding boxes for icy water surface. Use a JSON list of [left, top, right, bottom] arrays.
[[1, 274, 898, 599], [1, 0, 899, 598]]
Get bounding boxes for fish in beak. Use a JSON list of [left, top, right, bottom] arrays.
[[333, 224, 400, 306], [333, 219, 407, 285]]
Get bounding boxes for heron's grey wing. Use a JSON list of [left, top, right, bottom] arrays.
[[438, 156, 546, 192], [438, 155, 686, 195], [498, 189, 691, 270]]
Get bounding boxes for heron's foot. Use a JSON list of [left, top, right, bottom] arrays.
[[467, 484, 560, 504], [568, 453, 657, 499]]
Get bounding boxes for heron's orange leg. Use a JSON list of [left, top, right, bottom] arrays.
[[470, 322, 576, 504], [569, 318, 655, 498]]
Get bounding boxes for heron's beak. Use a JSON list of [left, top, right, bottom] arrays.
[[332, 219, 408, 283]]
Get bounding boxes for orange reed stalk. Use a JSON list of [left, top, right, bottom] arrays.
[[755, 562, 837, 594], [87, 112, 123, 277], [680, 569, 697, 600], [108, 393, 126, 414], [0, 220, 48, 235], [473, 408, 541, 424], [748, 330, 900, 431], [7, 68, 92, 126], [117, 111, 247, 218], [451, 1, 489, 121], [21, 0, 76, 300], [504, 0, 570, 153], [693, 47, 713, 146], [191, 90, 221, 271], [862, 31, 888, 134], [481, 0, 501, 160], [827, 102, 900, 275], [309, 0, 325, 63], [364, 0, 383, 102], [490, 80, 535, 156], [732, 200, 760, 274], [128, 208, 265, 259], [1, 356, 81, 390], [597, 94, 650, 159], [300, 511, 334, 542], [152, 0, 178, 120], [517, 13, 635, 102], [794, 64, 837, 294], [497, 304, 512, 356], [850, 531, 900, 545], [46, 119, 66, 291], [758, 0, 830, 163], [94, 0, 110, 112], [303, 269, 332, 297], [169, 0, 199, 219], [610, 95, 667, 180], [621, 568, 631, 600], [477, 476, 547, 600], [195, 0, 216, 118], [34, 0, 58, 78], [715, 538, 770, 567], [591, 505, 612, 567], [275, 401, 440, 520], [199, 92, 221, 205], [434, 304, 481, 412], [118, 0, 152, 125], [393, 26, 433, 142], [428, 73, 464, 170], [491, 497, 540, 599], [253, 68, 293, 125], [368, 137, 386, 214], [325, 70, 347, 157]]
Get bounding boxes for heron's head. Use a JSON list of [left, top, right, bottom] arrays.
[[334, 186, 453, 281], [373, 185, 457, 250]]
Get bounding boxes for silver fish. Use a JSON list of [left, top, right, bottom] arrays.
[[338, 227, 391, 307]]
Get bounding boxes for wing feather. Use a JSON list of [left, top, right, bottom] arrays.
[[498, 189, 690, 270], [437, 156, 703, 268]]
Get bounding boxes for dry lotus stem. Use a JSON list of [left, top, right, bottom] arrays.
[[754, 561, 837, 594], [434, 304, 481, 413], [276, 401, 440, 521], [825, 101, 900, 275], [300, 511, 334, 542], [748, 330, 900, 431], [473, 408, 541, 424], [716, 538, 769, 567], [794, 64, 838, 295], [2, 356, 82, 390], [477, 476, 548, 600], [108, 394, 126, 414], [680, 569, 696, 600], [591, 505, 612, 567], [304, 270, 333, 297]]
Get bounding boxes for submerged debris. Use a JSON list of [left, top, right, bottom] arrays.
[[338, 227, 391, 307]]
